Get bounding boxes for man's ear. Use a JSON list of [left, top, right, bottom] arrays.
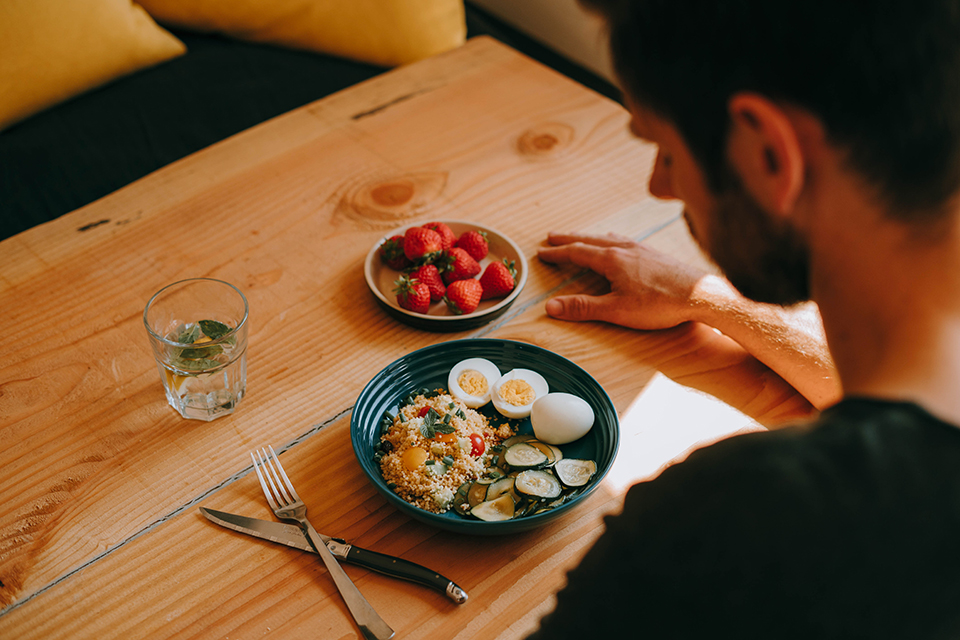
[[726, 93, 805, 217]]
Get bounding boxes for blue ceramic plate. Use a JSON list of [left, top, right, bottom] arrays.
[[351, 339, 619, 535]]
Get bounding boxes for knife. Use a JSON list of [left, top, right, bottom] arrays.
[[200, 507, 468, 604]]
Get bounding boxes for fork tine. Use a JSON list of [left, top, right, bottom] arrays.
[[251, 450, 281, 511], [268, 445, 302, 503], [260, 447, 294, 505]]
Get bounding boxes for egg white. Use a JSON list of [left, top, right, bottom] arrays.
[[491, 368, 549, 419], [531, 392, 595, 444], [447, 358, 501, 408]]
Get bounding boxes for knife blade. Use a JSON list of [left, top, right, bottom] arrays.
[[200, 507, 468, 604]]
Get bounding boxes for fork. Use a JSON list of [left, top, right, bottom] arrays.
[[251, 445, 394, 640]]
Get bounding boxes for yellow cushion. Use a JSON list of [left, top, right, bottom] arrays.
[[137, 0, 466, 67], [0, 0, 186, 132]]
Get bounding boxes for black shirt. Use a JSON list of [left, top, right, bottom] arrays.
[[527, 399, 960, 639]]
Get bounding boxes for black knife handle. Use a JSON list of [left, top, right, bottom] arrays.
[[343, 545, 468, 604]]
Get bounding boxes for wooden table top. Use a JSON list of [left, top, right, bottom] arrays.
[[0, 37, 813, 639]]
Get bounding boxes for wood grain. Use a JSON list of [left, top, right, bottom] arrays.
[[0, 37, 812, 638]]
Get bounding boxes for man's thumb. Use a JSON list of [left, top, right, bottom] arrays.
[[545, 295, 600, 322]]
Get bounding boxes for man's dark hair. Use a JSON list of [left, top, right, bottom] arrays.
[[583, 0, 960, 218]]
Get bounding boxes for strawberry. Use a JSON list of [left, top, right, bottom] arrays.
[[409, 264, 446, 302], [394, 275, 431, 314], [438, 247, 481, 284], [378, 235, 411, 270], [455, 229, 488, 262], [421, 222, 456, 251], [479, 259, 517, 299], [444, 279, 483, 315], [403, 226, 443, 263]]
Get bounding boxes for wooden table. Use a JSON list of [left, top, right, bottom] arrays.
[[0, 37, 813, 639]]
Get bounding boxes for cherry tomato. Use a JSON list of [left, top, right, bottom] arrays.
[[417, 406, 431, 417], [401, 447, 428, 470], [432, 432, 457, 443], [469, 433, 485, 457]]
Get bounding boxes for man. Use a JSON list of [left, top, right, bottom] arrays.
[[527, 0, 960, 637]]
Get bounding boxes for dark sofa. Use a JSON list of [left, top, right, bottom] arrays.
[[0, 5, 617, 242]]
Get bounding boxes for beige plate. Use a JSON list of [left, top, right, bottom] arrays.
[[364, 220, 528, 331]]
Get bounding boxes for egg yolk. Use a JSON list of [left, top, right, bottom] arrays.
[[458, 370, 489, 397], [498, 379, 536, 406]]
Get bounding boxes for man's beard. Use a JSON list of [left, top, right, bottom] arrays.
[[689, 168, 811, 306]]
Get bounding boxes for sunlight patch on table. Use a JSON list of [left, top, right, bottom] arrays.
[[606, 373, 764, 492]]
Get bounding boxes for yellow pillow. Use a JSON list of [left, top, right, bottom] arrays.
[[137, 0, 466, 67], [0, 0, 186, 132]]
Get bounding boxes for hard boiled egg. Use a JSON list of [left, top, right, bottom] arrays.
[[530, 392, 595, 444], [491, 368, 549, 419], [448, 358, 501, 408]]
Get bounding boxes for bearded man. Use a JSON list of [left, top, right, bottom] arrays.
[[528, 1, 960, 637]]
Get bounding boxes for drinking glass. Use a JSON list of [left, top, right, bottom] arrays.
[[144, 278, 248, 421]]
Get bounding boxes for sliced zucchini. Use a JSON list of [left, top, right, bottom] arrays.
[[485, 477, 515, 501], [453, 482, 473, 516], [468, 479, 494, 507], [471, 493, 516, 521], [501, 433, 536, 448], [527, 440, 563, 466], [503, 443, 548, 469], [515, 469, 562, 499], [554, 459, 597, 487]]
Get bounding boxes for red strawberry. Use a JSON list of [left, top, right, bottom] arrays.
[[455, 229, 488, 262], [444, 279, 483, 315], [438, 247, 481, 284], [479, 259, 517, 299], [403, 227, 443, 263], [378, 235, 411, 270], [394, 275, 431, 314], [421, 222, 456, 251], [410, 264, 446, 301]]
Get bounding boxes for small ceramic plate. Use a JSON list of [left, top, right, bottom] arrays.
[[351, 339, 620, 535], [363, 221, 528, 332]]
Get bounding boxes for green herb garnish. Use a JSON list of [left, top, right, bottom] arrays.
[[419, 407, 456, 439]]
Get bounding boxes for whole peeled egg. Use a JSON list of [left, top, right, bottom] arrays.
[[530, 392, 595, 444], [448, 358, 501, 408], [491, 368, 549, 419]]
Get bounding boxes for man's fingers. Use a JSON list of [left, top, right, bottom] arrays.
[[538, 242, 621, 278], [546, 231, 635, 248], [545, 294, 613, 323]]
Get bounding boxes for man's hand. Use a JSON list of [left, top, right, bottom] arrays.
[[537, 232, 712, 330], [538, 231, 840, 409]]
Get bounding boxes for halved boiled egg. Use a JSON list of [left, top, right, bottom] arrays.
[[491, 368, 549, 419], [448, 358, 502, 408]]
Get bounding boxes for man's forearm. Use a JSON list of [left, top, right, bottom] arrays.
[[688, 275, 841, 410]]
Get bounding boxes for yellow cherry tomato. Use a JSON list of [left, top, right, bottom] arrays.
[[401, 447, 428, 470]]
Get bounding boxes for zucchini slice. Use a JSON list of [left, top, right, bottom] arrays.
[[453, 482, 473, 516], [502, 433, 536, 448], [503, 443, 548, 469], [527, 440, 563, 466], [471, 493, 516, 521], [515, 469, 562, 499], [468, 479, 494, 507], [554, 459, 597, 487], [485, 477, 516, 501]]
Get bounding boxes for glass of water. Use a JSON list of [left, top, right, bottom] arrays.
[[144, 278, 248, 421]]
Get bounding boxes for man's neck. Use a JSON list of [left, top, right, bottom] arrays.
[[813, 199, 960, 424]]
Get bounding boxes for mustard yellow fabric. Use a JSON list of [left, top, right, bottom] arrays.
[[136, 0, 466, 67], [0, 0, 186, 131]]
